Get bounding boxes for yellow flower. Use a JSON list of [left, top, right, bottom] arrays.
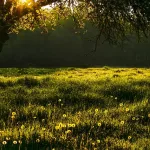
[[21, 125, 25, 130], [6, 137, 10, 140], [132, 117, 135, 120], [65, 130, 72, 134], [126, 108, 129, 112], [36, 139, 40, 143], [63, 114, 67, 118], [97, 123, 102, 127], [18, 140, 22, 144], [97, 139, 100, 143], [92, 142, 95, 146], [42, 128, 46, 131], [71, 124, 76, 127], [55, 126, 60, 130], [128, 136, 132, 140], [120, 121, 124, 125], [58, 99, 61, 102], [12, 112, 16, 116], [2, 141, 7, 145], [11, 115, 15, 119], [95, 109, 99, 113], [119, 103, 123, 107], [148, 113, 150, 118], [33, 116, 36, 119], [13, 141, 17, 144]]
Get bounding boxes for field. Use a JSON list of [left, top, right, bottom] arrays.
[[0, 67, 150, 150]]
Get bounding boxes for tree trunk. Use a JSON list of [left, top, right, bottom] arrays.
[[0, 25, 9, 52]]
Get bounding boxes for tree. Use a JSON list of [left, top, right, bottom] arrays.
[[0, 0, 150, 52]]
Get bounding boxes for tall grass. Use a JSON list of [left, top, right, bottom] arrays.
[[0, 67, 150, 149]]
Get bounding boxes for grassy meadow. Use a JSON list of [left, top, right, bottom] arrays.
[[0, 67, 150, 150]]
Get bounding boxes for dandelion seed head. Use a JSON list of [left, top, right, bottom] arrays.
[[36, 139, 40, 143], [120, 121, 124, 125], [12, 112, 16, 116], [97, 123, 102, 126], [2, 141, 7, 145], [13, 141, 17, 144]]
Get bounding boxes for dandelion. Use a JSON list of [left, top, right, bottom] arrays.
[[18, 140, 22, 144], [58, 99, 61, 102], [119, 103, 123, 107], [2, 141, 7, 145], [36, 139, 40, 143], [13, 141, 17, 144], [97, 123, 102, 127], [6, 137, 10, 140], [128, 136, 132, 140], [132, 117, 135, 120], [11, 115, 15, 119], [63, 114, 67, 118], [97, 139, 100, 143], [42, 119, 45, 123], [71, 124, 76, 127], [120, 121, 124, 125], [65, 130, 71, 134], [55, 126, 60, 130], [21, 125, 25, 130], [148, 113, 150, 118], [92, 142, 95, 146], [12, 112, 16, 116], [42, 128, 46, 131], [126, 108, 129, 112], [95, 109, 99, 113]]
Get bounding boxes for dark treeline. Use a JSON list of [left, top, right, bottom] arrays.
[[0, 19, 150, 68]]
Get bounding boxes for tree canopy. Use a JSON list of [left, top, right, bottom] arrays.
[[0, 0, 150, 52]]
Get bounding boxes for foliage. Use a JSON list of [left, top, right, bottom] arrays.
[[0, 67, 150, 149], [0, 0, 150, 51]]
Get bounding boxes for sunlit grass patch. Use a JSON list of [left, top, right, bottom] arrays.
[[0, 67, 150, 149]]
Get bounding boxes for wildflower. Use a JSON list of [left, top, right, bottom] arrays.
[[21, 125, 25, 130], [42, 119, 45, 123], [63, 114, 67, 118], [148, 113, 150, 118], [126, 108, 129, 112], [132, 117, 135, 120], [6, 137, 10, 140], [97, 139, 100, 143], [11, 115, 15, 119], [68, 124, 72, 127], [92, 142, 95, 146], [42, 128, 46, 131], [65, 130, 71, 134], [36, 139, 40, 143], [33, 116, 36, 119], [128, 136, 132, 140], [55, 126, 60, 130], [120, 121, 124, 125], [104, 110, 108, 114], [115, 97, 117, 100], [71, 124, 76, 127], [12, 112, 16, 116], [58, 99, 61, 102], [95, 109, 99, 113], [18, 140, 22, 144], [97, 123, 102, 127], [2, 141, 7, 145], [13, 141, 17, 144], [119, 103, 123, 107]]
